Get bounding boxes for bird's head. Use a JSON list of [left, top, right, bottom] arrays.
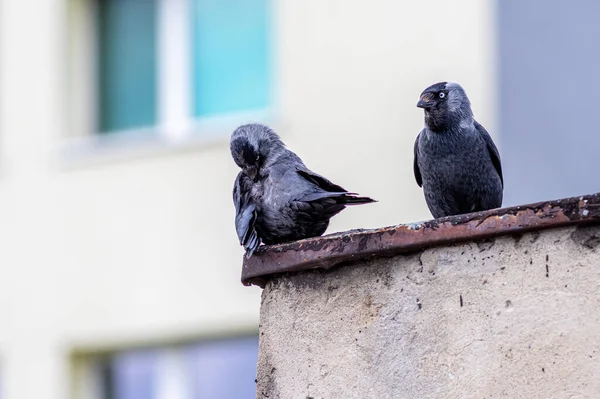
[[230, 123, 285, 180], [417, 82, 473, 132]]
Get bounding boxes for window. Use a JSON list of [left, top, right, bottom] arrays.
[[101, 350, 159, 399], [97, 0, 158, 133], [92, 0, 271, 136], [187, 337, 259, 398], [191, 0, 271, 117], [89, 336, 259, 399]]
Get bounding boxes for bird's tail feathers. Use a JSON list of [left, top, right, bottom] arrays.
[[340, 194, 377, 205], [244, 229, 260, 258], [299, 191, 376, 205]]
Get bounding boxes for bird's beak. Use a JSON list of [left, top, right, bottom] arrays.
[[417, 93, 433, 109], [245, 166, 258, 180]]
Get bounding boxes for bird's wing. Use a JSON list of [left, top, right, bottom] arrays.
[[233, 172, 260, 256], [294, 167, 374, 204], [413, 132, 423, 187], [474, 121, 503, 187], [295, 168, 347, 193]]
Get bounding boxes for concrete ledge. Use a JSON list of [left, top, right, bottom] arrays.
[[242, 193, 600, 287], [250, 194, 600, 397]]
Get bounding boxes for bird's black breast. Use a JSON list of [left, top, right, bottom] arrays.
[[418, 130, 503, 218]]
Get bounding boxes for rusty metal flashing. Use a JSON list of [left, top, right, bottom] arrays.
[[242, 193, 600, 287]]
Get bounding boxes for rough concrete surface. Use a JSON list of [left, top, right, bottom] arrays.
[[256, 226, 600, 398]]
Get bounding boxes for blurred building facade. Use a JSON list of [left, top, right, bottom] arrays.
[[0, 0, 597, 398]]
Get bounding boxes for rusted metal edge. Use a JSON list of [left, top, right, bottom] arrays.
[[242, 193, 600, 288]]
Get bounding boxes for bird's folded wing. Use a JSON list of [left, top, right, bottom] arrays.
[[413, 132, 423, 187], [475, 121, 503, 186], [296, 168, 347, 193], [297, 191, 353, 202], [233, 173, 260, 255]]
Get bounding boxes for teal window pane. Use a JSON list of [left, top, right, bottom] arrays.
[[192, 0, 271, 117], [97, 0, 158, 133]]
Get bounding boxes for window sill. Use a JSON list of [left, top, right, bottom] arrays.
[[57, 111, 278, 168]]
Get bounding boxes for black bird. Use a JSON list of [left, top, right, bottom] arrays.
[[413, 82, 503, 218], [231, 123, 375, 256]]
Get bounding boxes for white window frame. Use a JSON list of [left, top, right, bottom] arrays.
[[62, 0, 276, 165]]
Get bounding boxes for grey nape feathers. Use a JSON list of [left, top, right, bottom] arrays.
[[413, 82, 503, 218], [231, 123, 376, 256]]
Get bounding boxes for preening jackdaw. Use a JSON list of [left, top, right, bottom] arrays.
[[413, 82, 503, 218], [231, 123, 376, 256]]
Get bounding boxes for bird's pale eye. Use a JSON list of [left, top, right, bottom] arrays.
[[439, 92, 446, 99]]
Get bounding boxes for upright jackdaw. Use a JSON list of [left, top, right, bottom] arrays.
[[413, 82, 503, 218], [231, 123, 375, 256]]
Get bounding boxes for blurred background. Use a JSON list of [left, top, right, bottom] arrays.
[[0, 0, 598, 397]]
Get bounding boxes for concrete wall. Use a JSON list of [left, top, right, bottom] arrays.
[[257, 225, 600, 398]]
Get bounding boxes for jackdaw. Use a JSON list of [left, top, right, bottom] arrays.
[[413, 82, 503, 218], [231, 123, 375, 256]]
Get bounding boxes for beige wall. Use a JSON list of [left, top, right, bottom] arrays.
[[0, 0, 496, 397], [276, 0, 498, 231], [257, 226, 600, 398]]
